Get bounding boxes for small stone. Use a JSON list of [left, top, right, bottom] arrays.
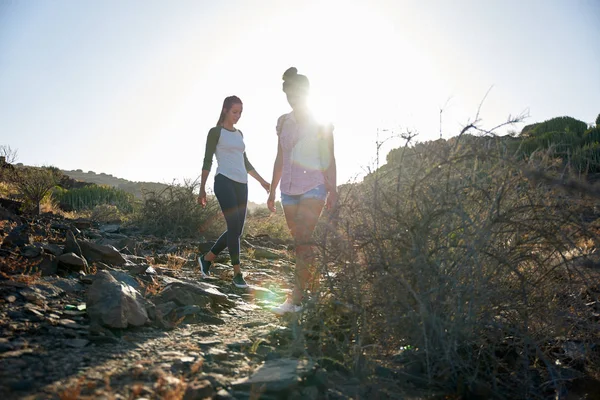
[[11, 337, 28, 348], [159, 351, 186, 359], [58, 319, 85, 330], [100, 224, 120, 234], [64, 339, 90, 348], [40, 242, 63, 256], [9, 379, 35, 391], [0, 338, 13, 353], [197, 339, 223, 347], [254, 344, 276, 357], [215, 388, 235, 400], [79, 273, 94, 284], [201, 373, 229, 389], [63, 329, 78, 338], [5, 295, 17, 303], [19, 289, 45, 305], [242, 321, 268, 328], [300, 385, 320, 400], [183, 379, 214, 400], [226, 339, 253, 351], [153, 374, 181, 389], [253, 247, 282, 260], [23, 305, 44, 320], [207, 348, 229, 361], [21, 244, 42, 258], [0, 348, 34, 358]]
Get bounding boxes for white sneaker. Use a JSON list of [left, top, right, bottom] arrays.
[[270, 298, 303, 315]]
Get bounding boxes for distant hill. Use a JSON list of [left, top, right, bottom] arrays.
[[60, 169, 264, 210], [61, 169, 171, 199]]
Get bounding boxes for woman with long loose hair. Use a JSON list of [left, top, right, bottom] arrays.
[[198, 95, 270, 288]]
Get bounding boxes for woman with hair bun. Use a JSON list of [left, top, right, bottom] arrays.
[[197, 95, 271, 288], [268, 67, 338, 315]]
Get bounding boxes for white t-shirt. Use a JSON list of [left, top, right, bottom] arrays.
[[215, 128, 249, 184]]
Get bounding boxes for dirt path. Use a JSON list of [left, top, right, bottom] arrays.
[[1, 254, 338, 400]]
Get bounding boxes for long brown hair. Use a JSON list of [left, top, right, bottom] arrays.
[[216, 95, 243, 126]]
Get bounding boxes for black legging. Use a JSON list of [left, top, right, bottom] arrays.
[[210, 174, 248, 265]]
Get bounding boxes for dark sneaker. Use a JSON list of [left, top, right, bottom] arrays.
[[198, 255, 211, 278], [232, 273, 249, 289]]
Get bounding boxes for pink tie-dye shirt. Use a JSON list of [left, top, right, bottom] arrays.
[[277, 112, 334, 196]]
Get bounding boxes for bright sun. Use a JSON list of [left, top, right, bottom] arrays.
[[308, 92, 337, 127]]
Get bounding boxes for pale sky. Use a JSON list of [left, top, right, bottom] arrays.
[[1, 0, 599, 203]]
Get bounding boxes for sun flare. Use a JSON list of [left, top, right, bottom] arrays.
[[308, 92, 337, 127]]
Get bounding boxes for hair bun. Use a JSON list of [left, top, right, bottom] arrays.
[[282, 67, 298, 81]]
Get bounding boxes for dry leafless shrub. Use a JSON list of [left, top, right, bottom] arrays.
[[0, 145, 18, 164], [6, 166, 61, 215], [135, 179, 223, 238], [90, 204, 122, 223], [244, 206, 291, 242], [304, 118, 600, 399]]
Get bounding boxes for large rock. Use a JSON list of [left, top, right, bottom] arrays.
[[86, 270, 149, 329], [253, 246, 283, 260], [39, 242, 63, 257], [174, 305, 226, 325], [21, 244, 42, 258], [231, 358, 315, 393], [32, 254, 58, 276], [66, 230, 126, 266], [117, 237, 140, 255], [96, 237, 139, 255], [33, 280, 66, 298], [79, 240, 126, 267], [72, 219, 93, 230], [41, 276, 85, 293], [0, 205, 21, 222], [0, 199, 23, 215], [2, 225, 31, 248], [58, 252, 89, 273], [154, 280, 233, 309], [99, 224, 120, 234], [64, 230, 85, 259], [108, 270, 141, 290]]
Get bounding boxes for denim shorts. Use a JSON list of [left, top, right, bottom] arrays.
[[281, 184, 327, 206]]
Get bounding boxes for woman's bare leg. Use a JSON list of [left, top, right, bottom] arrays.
[[291, 198, 325, 304]]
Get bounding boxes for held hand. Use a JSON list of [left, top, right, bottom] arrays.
[[267, 194, 276, 213], [261, 180, 271, 193], [198, 188, 207, 208]]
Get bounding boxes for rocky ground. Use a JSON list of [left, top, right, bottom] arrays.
[[0, 210, 363, 400]]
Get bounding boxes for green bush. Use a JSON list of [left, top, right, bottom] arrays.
[[521, 116, 588, 137], [515, 116, 600, 174]]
